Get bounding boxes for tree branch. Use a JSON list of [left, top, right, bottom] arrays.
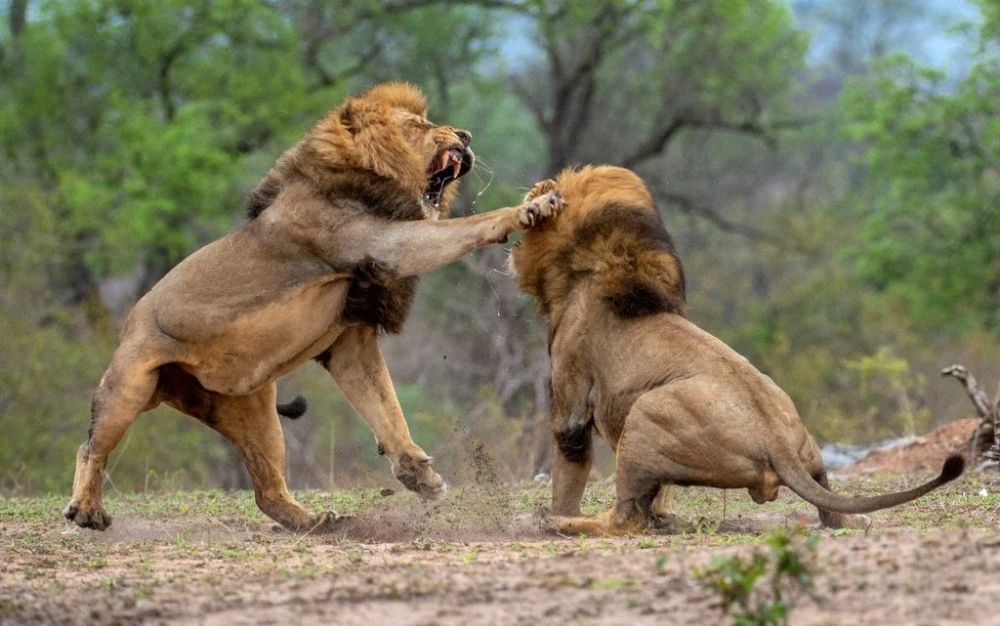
[[157, 41, 185, 122], [1, 0, 28, 63], [9, 0, 27, 37], [307, 39, 384, 91], [621, 112, 814, 169], [941, 365, 996, 420], [655, 190, 788, 247]]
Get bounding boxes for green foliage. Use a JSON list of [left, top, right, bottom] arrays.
[[696, 529, 819, 626], [843, 347, 929, 437], [842, 7, 1000, 332]]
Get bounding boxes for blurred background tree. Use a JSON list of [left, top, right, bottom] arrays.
[[0, 0, 996, 494]]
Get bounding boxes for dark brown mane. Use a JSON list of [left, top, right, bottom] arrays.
[[514, 166, 686, 321], [245, 175, 281, 219], [570, 202, 685, 318]]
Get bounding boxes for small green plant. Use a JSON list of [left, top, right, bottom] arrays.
[[590, 577, 634, 590], [695, 529, 818, 626], [459, 547, 480, 564]]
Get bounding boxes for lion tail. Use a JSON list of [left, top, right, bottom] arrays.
[[772, 449, 963, 514], [276, 395, 308, 419]]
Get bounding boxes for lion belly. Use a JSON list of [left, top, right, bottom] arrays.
[[171, 278, 350, 396]]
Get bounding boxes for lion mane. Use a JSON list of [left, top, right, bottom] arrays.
[[514, 166, 685, 321]]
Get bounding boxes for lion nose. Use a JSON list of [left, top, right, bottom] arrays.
[[455, 129, 472, 146]]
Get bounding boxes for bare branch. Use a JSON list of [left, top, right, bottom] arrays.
[[157, 41, 185, 122], [654, 190, 790, 248], [941, 364, 996, 420], [620, 118, 690, 169], [510, 75, 552, 134], [621, 113, 815, 169], [994, 379, 1000, 419], [310, 40, 384, 91]]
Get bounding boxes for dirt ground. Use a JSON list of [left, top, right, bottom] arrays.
[[3, 465, 1000, 626], [845, 418, 980, 475]]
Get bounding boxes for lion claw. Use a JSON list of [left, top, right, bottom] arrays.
[[523, 178, 558, 203], [416, 475, 448, 501], [308, 510, 354, 533], [393, 451, 448, 501], [63, 502, 112, 531], [519, 191, 563, 228]]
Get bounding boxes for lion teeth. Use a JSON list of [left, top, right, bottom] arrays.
[[452, 159, 461, 179]]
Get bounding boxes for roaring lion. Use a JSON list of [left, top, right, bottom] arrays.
[[510, 165, 963, 535], [64, 82, 562, 532]]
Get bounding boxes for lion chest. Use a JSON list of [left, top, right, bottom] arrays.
[[341, 256, 418, 334]]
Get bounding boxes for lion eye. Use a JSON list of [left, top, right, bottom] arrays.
[[407, 118, 433, 131]]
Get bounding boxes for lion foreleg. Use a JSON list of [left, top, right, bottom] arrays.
[[323, 326, 446, 500], [341, 192, 563, 278], [550, 366, 595, 516], [551, 423, 592, 516]]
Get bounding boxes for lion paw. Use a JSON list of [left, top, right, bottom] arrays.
[[650, 512, 692, 534], [523, 178, 558, 203], [63, 502, 112, 531], [545, 514, 577, 535], [308, 510, 354, 533], [393, 452, 448, 501], [518, 190, 563, 228]]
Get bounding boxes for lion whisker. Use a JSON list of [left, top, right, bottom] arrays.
[[469, 159, 495, 208]]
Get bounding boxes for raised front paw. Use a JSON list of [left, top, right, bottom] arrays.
[[523, 178, 558, 203], [518, 190, 564, 228], [63, 501, 112, 531]]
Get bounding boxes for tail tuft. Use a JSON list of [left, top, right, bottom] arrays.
[[939, 454, 965, 483], [276, 395, 308, 419]]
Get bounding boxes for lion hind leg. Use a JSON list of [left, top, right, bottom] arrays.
[[206, 386, 343, 533], [65, 355, 160, 530]]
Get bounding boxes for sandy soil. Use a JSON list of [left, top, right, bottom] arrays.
[[2, 470, 1000, 626]]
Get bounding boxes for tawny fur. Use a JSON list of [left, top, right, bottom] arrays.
[[512, 166, 963, 536], [64, 83, 563, 534]]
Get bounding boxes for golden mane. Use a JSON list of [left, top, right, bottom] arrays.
[[513, 165, 685, 319], [246, 82, 460, 220]]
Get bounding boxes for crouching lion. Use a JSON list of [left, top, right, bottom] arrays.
[[510, 165, 963, 535], [64, 82, 562, 532]]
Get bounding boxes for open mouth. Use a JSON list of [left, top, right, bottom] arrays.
[[424, 146, 473, 208]]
